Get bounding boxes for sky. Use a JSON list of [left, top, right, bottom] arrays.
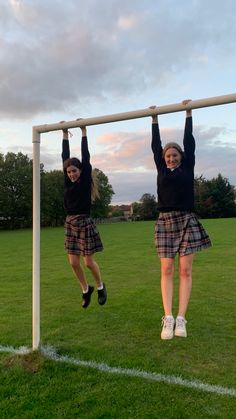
[[1, 0, 236, 204]]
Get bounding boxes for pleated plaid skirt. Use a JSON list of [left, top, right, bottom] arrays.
[[155, 211, 212, 258], [64, 215, 103, 256]]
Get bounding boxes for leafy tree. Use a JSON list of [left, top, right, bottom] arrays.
[[41, 170, 65, 227], [139, 193, 158, 220], [130, 201, 142, 220], [206, 174, 236, 218], [0, 152, 33, 229], [110, 208, 124, 217], [91, 169, 114, 218], [194, 174, 236, 218], [194, 175, 209, 218]]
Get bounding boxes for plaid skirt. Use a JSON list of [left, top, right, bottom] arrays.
[[155, 211, 212, 258], [64, 215, 103, 256]]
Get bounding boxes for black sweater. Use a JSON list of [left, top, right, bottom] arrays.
[[151, 117, 195, 212], [62, 136, 92, 215]]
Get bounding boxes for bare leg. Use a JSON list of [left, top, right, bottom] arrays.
[[178, 254, 194, 318], [160, 257, 175, 316], [68, 253, 88, 292], [83, 254, 102, 288]]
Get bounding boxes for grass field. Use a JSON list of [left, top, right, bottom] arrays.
[[0, 219, 236, 418]]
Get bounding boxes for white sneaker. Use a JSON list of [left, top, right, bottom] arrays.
[[161, 316, 175, 340], [174, 317, 187, 337]]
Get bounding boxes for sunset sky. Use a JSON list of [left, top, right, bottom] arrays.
[[1, 0, 236, 204]]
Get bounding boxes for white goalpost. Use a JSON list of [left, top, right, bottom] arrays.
[[32, 92, 236, 350]]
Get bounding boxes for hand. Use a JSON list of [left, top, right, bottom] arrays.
[[59, 121, 68, 137], [76, 118, 86, 136], [81, 126, 87, 136], [149, 105, 158, 123], [59, 121, 73, 138], [182, 99, 192, 106], [182, 99, 192, 117]]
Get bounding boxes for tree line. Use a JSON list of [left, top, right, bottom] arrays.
[[130, 174, 236, 220], [0, 152, 235, 229], [0, 152, 114, 229]]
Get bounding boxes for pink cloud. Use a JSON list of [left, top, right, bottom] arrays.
[[92, 130, 165, 171], [94, 127, 186, 169], [92, 125, 225, 173]]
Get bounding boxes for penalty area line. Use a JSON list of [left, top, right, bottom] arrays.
[[1, 344, 236, 398]]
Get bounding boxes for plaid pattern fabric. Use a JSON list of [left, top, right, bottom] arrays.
[[64, 215, 103, 255], [155, 211, 212, 258]]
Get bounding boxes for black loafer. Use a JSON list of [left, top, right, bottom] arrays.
[[82, 285, 94, 308], [97, 283, 107, 305]]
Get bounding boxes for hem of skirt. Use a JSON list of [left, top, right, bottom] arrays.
[[157, 242, 212, 258], [66, 248, 103, 256], [179, 243, 212, 256]]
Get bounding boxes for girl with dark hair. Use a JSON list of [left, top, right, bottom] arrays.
[[61, 124, 107, 309]]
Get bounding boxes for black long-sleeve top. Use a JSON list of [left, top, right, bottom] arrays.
[[151, 117, 195, 212], [62, 136, 92, 215]]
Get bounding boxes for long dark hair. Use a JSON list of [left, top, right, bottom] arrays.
[[63, 158, 100, 202]]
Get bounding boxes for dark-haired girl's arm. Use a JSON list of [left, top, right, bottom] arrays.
[[61, 125, 70, 164]]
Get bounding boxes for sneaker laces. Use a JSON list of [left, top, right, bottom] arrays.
[[162, 316, 174, 330], [176, 318, 187, 329]]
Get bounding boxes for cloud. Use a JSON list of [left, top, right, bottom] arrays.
[[2, 121, 235, 205], [1, 0, 236, 205], [108, 171, 157, 204], [117, 14, 140, 30], [194, 129, 236, 186], [91, 124, 236, 203], [1, 0, 236, 119], [93, 124, 236, 174], [34, 124, 235, 191], [94, 131, 152, 171]]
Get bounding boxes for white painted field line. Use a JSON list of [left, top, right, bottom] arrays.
[[1, 344, 236, 398], [0, 345, 31, 355]]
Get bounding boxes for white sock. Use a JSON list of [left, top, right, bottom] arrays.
[[83, 286, 89, 294], [97, 283, 103, 291]]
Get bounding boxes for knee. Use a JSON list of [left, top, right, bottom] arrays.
[[179, 266, 192, 279], [69, 256, 81, 271], [163, 267, 173, 276], [84, 257, 93, 270], [162, 264, 174, 277]]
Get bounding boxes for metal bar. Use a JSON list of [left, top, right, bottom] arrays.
[[32, 128, 41, 350], [33, 93, 236, 134], [31, 91, 236, 350]]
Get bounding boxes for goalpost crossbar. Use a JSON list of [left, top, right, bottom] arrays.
[[31, 93, 236, 350], [33, 93, 236, 139]]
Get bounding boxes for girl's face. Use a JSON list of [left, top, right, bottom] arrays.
[[164, 147, 182, 169], [66, 165, 81, 183]]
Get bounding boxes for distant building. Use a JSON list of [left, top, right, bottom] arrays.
[[110, 204, 132, 220]]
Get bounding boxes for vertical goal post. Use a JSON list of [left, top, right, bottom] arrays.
[[32, 92, 236, 350]]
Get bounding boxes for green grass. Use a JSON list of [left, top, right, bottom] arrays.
[[0, 219, 236, 418]]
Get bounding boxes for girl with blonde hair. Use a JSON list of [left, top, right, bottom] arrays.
[[150, 100, 211, 339]]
